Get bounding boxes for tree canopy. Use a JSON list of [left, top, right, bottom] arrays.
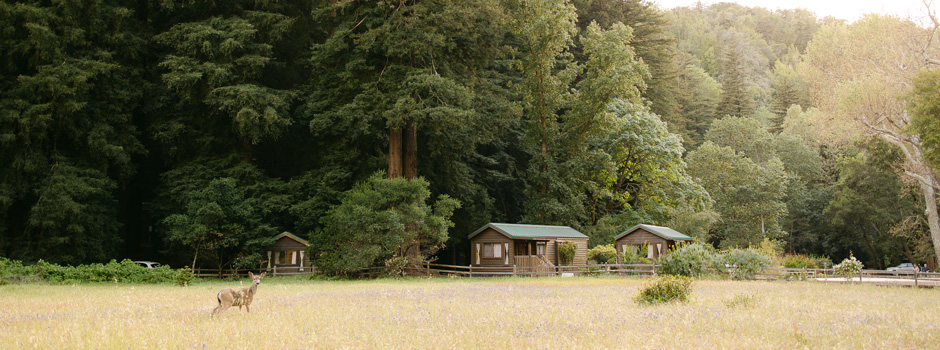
[[2, 0, 939, 271]]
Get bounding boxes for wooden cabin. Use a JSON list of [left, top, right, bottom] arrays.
[[468, 223, 588, 268], [266, 232, 311, 272], [614, 224, 693, 260]]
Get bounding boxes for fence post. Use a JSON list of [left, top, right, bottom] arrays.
[[914, 270, 919, 288], [469, 265, 473, 279]]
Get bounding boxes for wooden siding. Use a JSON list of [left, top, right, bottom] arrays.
[[271, 237, 307, 251], [470, 228, 512, 267], [268, 236, 309, 267], [615, 228, 670, 259], [549, 238, 588, 265], [470, 228, 588, 266]]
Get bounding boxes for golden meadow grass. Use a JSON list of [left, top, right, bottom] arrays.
[[1, 277, 938, 349]]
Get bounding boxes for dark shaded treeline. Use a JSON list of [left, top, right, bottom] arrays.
[[1, 1, 932, 271]]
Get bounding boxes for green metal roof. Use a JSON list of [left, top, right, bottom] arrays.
[[274, 231, 310, 246], [615, 224, 693, 241], [468, 223, 588, 239]]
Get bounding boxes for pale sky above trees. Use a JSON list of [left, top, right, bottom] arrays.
[[653, 0, 930, 22]]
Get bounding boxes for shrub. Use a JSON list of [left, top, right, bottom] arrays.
[[811, 255, 833, 269], [658, 242, 717, 277], [635, 275, 693, 304], [782, 254, 818, 269], [558, 242, 577, 265], [174, 267, 195, 286], [0, 258, 180, 284], [618, 245, 646, 265], [724, 293, 760, 308], [587, 244, 617, 264], [718, 248, 771, 280], [833, 253, 863, 280]]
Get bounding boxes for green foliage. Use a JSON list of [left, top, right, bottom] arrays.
[[587, 244, 616, 264], [162, 176, 274, 271], [811, 255, 833, 269], [823, 139, 921, 269], [634, 275, 693, 304], [314, 172, 460, 276], [782, 254, 818, 269], [0, 258, 179, 284], [174, 267, 195, 287], [908, 69, 940, 170], [508, 0, 651, 224], [687, 140, 789, 248], [659, 242, 718, 277], [558, 241, 577, 266], [718, 248, 771, 280], [589, 101, 710, 225], [675, 54, 722, 145], [0, 0, 145, 264]]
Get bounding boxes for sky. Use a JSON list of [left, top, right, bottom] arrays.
[[651, 0, 933, 22]]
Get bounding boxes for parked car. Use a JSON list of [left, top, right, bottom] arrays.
[[887, 262, 914, 272], [134, 261, 161, 269]]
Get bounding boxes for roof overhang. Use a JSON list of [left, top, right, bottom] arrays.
[[273, 231, 310, 247], [615, 224, 693, 241]]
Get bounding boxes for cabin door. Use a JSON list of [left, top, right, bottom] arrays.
[[515, 242, 529, 256]]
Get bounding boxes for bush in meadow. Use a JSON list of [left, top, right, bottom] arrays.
[[587, 244, 617, 264], [174, 267, 195, 286], [635, 275, 693, 304], [658, 242, 717, 277], [717, 248, 771, 280]]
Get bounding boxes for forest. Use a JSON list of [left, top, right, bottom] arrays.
[[2, 0, 940, 273]]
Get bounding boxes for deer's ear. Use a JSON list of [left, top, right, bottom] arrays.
[[249, 272, 254, 278], [260, 272, 266, 278]]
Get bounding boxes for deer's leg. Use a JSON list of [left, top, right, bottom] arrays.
[[212, 291, 234, 317]]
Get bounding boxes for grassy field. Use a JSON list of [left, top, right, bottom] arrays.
[[1, 276, 937, 349]]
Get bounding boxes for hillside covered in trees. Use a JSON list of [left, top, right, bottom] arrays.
[[3, 0, 940, 273]]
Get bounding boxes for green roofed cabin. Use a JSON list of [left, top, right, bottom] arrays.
[[266, 232, 311, 272], [468, 223, 588, 268], [614, 224, 693, 260]]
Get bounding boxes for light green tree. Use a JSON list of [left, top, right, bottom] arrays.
[[314, 173, 460, 276], [687, 142, 789, 248]]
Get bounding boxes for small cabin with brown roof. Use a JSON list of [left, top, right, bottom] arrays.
[[468, 223, 588, 268], [266, 232, 310, 271], [615, 224, 693, 260]]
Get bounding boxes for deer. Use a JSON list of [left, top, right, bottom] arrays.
[[211, 272, 265, 317]]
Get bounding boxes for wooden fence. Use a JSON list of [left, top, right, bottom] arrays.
[[191, 263, 939, 287], [757, 267, 940, 287], [193, 265, 317, 278], [420, 263, 659, 278]]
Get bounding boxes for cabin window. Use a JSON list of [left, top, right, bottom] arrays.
[[483, 243, 502, 258], [278, 250, 296, 265], [647, 245, 655, 259], [536, 242, 546, 255]]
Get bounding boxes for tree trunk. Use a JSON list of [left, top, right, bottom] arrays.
[[540, 132, 548, 222], [918, 180, 940, 267], [404, 120, 417, 180], [389, 128, 403, 179]]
